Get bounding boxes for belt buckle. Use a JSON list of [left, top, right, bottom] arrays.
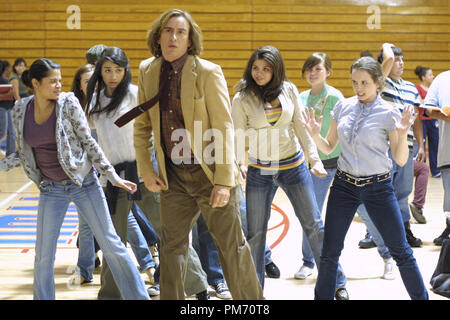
[[357, 178, 369, 187], [353, 175, 371, 187]]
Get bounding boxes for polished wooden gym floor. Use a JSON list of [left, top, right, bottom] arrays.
[[0, 162, 448, 300]]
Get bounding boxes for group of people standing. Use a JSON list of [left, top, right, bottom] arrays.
[[1, 8, 449, 301]]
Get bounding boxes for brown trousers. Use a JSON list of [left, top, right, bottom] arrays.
[[159, 161, 263, 300]]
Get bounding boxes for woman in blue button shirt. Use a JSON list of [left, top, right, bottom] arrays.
[[301, 56, 428, 300]]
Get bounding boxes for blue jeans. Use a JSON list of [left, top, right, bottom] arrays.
[[390, 149, 414, 222], [0, 108, 16, 155], [356, 204, 392, 260], [35, 170, 149, 300], [246, 162, 346, 289], [192, 214, 225, 286], [301, 167, 336, 268], [77, 205, 155, 279], [238, 186, 273, 265], [314, 175, 428, 300], [422, 119, 440, 176], [131, 203, 159, 246], [442, 168, 450, 213], [127, 210, 156, 272]]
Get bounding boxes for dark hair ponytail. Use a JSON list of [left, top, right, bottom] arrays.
[[21, 70, 32, 88], [414, 65, 430, 81], [22, 58, 60, 89]]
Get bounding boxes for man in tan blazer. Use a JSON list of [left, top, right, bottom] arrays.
[[133, 9, 263, 300]]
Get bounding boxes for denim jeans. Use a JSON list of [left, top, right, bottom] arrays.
[[127, 210, 156, 272], [356, 204, 392, 260], [0, 108, 16, 155], [131, 203, 159, 246], [422, 119, 440, 176], [192, 214, 225, 286], [390, 149, 414, 222], [238, 186, 274, 265], [301, 167, 336, 268], [34, 170, 149, 300], [442, 168, 450, 213], [77, 205, 155, 280], [246, 162, 346, 289], [314, 175, 428, 300]]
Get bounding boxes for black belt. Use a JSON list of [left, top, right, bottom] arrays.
[[336, 169, 390, 187]]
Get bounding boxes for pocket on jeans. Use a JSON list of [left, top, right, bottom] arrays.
[[82, 171, 98, 188], [39, 181, 52, 193]]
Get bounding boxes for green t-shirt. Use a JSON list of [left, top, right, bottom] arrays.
[[300, 84, 343, 162]]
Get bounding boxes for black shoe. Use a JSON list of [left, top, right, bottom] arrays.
[[404, 222, 422, 247], [358, 231, 377, 249], [265, 262, 280, 278], [95, 256, 101, 269], [335, 287, 349, 300], [409, 203, 426, 224], [196, 290, 209, 300], [433, 223, 450, 246]]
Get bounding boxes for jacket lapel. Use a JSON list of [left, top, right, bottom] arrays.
[[146, 58, 162, 141], [180, 55, 197, 131]]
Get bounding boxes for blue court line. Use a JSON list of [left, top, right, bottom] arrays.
[[0, 216, 78, 228], [0, 240, 67, 244], [9, 206, 77, 212], [0, 231, 73, 235], [0, 200, 79, 246]]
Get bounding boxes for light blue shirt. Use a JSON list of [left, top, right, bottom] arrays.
[[332, 94, 402, 177], [424, 70, 450, 168]]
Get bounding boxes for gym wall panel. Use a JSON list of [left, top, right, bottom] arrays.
[[1, 0, 449, 98]]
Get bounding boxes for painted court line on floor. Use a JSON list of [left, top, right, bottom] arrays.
[[0, 181, 33, 214]]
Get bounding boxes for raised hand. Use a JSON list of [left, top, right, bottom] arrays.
[[395, 105, 414, 136], [299, 108, 322, 137]]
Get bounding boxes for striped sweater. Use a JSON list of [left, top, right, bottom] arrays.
[[381, 77, 420, 149]]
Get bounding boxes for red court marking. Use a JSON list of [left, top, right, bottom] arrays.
[[267, 203, 290, 250]]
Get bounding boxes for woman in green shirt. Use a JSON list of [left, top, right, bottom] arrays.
[[295, 53, 344, 281]]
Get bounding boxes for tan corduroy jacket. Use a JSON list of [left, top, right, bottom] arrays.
[[134, 55, 241, 190]]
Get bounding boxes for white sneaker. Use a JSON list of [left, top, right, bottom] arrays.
[[212, 282, 232, 300], [147, 284, 160, 296], [383, 258, 395, 280], [144, 267, 156, 284], [294, 265, 313, 280]]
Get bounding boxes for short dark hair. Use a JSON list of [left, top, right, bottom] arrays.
[[234, 45, 286, 103], [377, 45, 403, 64], [301, 52, 332, 78], [86, 44, 107, 64], [360, 50, 373, 58], [12, 57, 26, 75], [0, 60, 10, 75]]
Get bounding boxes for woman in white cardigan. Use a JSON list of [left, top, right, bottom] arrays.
[[231, 46, 348, 299]]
